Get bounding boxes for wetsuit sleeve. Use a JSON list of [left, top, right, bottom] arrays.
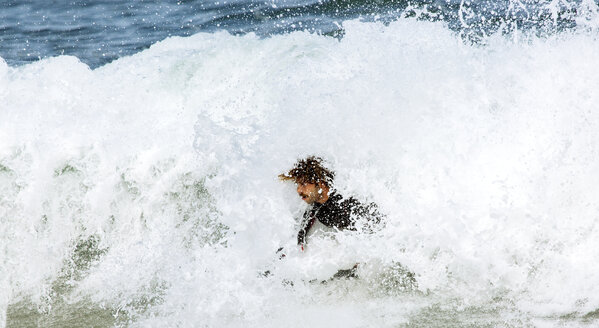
[[317, 198, 358, 229], [352, 200, 384, 228], [326, 198, 383, 231]]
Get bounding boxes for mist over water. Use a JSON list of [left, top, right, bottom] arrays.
[[3, 1, 599, 327]]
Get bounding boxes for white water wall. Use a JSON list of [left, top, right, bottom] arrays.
[[2, 17, 599, 326]]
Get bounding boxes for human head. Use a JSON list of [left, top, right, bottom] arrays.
[[279, 156, 335, 204]]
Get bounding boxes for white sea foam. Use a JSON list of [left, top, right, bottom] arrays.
[[2, 17, 599, 327]]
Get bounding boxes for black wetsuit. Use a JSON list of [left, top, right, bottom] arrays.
[[297, 191, 382, 248], [267, 192, 382, 280], [294, 191, 382, 280]]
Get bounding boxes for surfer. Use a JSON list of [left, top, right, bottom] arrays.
[[278, 156, 383, 279]]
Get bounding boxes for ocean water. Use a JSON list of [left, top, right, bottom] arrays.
[[3, 0, 599, 327]]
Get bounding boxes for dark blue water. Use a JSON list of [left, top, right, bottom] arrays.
[[0, 0, 588, 68]]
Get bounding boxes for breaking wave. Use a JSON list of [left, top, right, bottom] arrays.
[[2, 12, 599, 327]]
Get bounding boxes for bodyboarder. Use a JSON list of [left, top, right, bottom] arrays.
[[278, 156, 383, 279]]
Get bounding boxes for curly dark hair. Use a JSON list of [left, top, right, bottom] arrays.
[[279, 156, 335, 186]]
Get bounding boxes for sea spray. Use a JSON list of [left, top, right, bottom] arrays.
[[2, 14, 599, 327]]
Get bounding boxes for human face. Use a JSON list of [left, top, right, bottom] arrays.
[[296, 182, 327, 204]]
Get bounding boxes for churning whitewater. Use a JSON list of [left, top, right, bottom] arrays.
[[2, 15, 599, 327]]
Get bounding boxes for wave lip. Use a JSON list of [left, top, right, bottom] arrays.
[[2, 0, 599, 67]]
